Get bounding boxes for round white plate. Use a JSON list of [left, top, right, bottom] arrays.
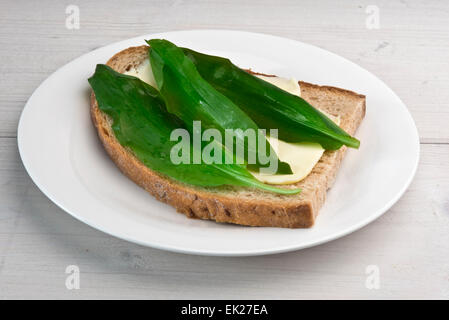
[[18, 30, 419, 256]]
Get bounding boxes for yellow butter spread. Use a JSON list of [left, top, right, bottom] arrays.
[[250, 74, 340, 185]]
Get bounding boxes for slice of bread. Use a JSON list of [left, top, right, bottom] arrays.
[[90, 45, 365, 228]]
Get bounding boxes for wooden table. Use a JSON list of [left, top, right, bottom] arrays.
[[1, 0, 448, 299]]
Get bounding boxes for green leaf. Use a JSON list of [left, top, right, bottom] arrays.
[[182, 48, 360, 150], [88, 64, 300, 195], [147, 39, 293, 174]]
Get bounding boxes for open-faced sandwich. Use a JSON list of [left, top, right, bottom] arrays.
[[88, 39, 365, 228]]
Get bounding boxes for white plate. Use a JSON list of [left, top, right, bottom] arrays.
[[18, 30, 419, 256]]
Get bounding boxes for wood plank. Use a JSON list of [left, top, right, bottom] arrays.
[[1, 137, 448, 299], [0, 0, 448, 142], [1, 0, 449, 300]]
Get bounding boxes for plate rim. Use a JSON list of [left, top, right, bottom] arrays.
[[17, 29, 420, 256]]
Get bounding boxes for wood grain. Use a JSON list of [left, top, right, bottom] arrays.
[[0, 0, 448, 299], [1, 139, 448, 299], [1, 0, 448, 142]]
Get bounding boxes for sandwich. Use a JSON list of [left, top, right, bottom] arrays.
[[88, 39, 365, 228]]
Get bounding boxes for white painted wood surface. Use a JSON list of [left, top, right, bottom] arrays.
[[0, 0, 448, 299]]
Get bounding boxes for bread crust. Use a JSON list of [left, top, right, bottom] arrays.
[[90, 46, 365, 228]]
